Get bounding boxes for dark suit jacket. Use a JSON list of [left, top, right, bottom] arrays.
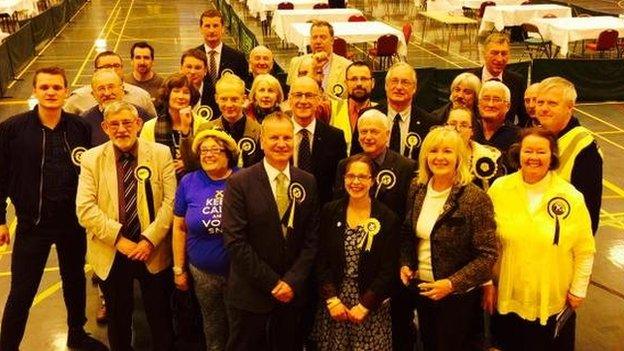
[[223, 162, 320, 313], [334, 149, 416, 220], [316, 198, 399, 310], [399, 183, 498, 293], [308, 121, 347, 205], [350, 103, 442, 161], [472, 67, 529, 127], [196, 43, 250, 120]]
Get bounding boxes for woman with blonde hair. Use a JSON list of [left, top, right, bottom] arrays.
[[245, 74, 283, 123], [399, 126, 498, 350]]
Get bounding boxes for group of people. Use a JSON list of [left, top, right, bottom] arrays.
[[0, 6, 603, 351]]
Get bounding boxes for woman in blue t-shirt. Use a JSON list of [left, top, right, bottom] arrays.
[[172, 129, 239, 350]]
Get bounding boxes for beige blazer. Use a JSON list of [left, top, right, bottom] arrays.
[[286, 53, 352, 98], [76, 139, 176, 280]]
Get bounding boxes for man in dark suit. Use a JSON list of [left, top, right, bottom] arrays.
[[472, 32, 529, 127], [222, 112, 320, 351], [196, 9, 250, 119], [335, 108, 415, 223], [350, 62, 441, 162], [290, 76, 347, 204]]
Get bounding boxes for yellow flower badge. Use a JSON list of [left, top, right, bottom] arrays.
[[360, 218, 381, 252]]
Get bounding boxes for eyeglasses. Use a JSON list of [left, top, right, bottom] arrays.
[[480, 96, 505, 104], [199, 147, 225, 155], [446, 122, 472, 130], [388, 78, 414, 87], [96, 63, 122, 69], [345, 174, 372, 182], [107, 120, 135, 130], [291, 92, 318, 100]]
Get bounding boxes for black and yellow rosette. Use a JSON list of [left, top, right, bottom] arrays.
[[221, 68, 234, 77], [237, 137, 256, 168], [286, 182, 306, 230], [359, 218, 381, 252], [405, 132, 422, 159], [547, 196, 571, 246], [194, 105, 213, 121], [135, 165, 155, 222], [474, 155, 498, 191], [332, 83, 345, 98], [71, 146, 87, 166], [374, 169, 397, 198]]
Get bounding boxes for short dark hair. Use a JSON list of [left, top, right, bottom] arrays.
[[180, 48, 207, 68], [346, 61, 373, 78], [508, 127, 560, 171], [130, 41, 154, 59], [342, 154, 376, 195], [310, 20, 334, 37], [94, 51, 122, 69], [157, 73, 201, 111], [33, 66, 68, 88], [199, 9, 224, 26]]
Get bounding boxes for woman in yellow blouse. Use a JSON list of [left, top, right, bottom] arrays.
[[486, 127, 595, 350]]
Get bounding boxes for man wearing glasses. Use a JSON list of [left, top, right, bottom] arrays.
[[329, 61, 378, 152], [350, 62, 440, 161], [76, 101, 176, 350], [65, 51, 157, 117], [474, 80, 520, 167], [0, 67, 107, 351]]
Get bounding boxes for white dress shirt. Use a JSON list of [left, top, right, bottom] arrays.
[[482, 68, 503, 82]]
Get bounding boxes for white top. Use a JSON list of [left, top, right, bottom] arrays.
[[203, 42, 223, 77], [479, 4, 572, 32], [531, 16, 624, 56], [247, 0, 328, 21], [524, 172, 551, 213], [292, 118, 316, 167], [387, 106, 412, 155], [287, 21, 408, 57], [271, 8, 363, 40], [416, 181, 452, 282], [263, 158, 291, 199]]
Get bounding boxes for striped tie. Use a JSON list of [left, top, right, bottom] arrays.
[[121, 153, 140, 241], [208, 50, 218, 83]]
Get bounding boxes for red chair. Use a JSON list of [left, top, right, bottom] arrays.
[[542, 13, 557, 18], [277, 2, 294, 9], [313, 3, 330, 8], [333, 37, 355, 60], [585, 29, 619, 58], [520, 1, 531, 5], [477, 1, 495, 20], [402, 22, 412, 44], [368, 34, 399, 70], [577, 13, 591, 17], [348, 14, 367, 22]]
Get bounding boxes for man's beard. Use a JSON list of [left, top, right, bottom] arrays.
[[349, 91, 370, 103]]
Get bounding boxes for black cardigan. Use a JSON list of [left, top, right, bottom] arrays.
[[316, 198, 399, 310]]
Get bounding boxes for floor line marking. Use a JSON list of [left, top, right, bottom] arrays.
[[593, 132, 624, 152], [70, 0, 123, 87], [574, 107, 624, 133], [595, 130, 624, 135], [113, 0, 135, 53], [0, 267, 60, 277], [604, 179, 624, 198], [32, 265, 92, 307]]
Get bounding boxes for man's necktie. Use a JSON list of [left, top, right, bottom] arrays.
[[390, 113, 402, 153], [276, 173, 289, 236], [297, 130, 313, 173], [208, 50, 218, 83], [121, 153, 140, 241]]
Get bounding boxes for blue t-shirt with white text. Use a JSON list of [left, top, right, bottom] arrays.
[[174, 169, 232, 275]]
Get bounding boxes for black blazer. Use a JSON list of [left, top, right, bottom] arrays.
[[350, 104, 442, 161], [316, 198, 399, 310], [310, 121, 347, 205], [196, 43, 250, 120], [334, 149, 416, 220], [472, 67, 529, 127], [223, 162, 320, 313]]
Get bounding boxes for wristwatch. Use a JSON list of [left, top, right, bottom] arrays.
[[173, 266, 185, 276]]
